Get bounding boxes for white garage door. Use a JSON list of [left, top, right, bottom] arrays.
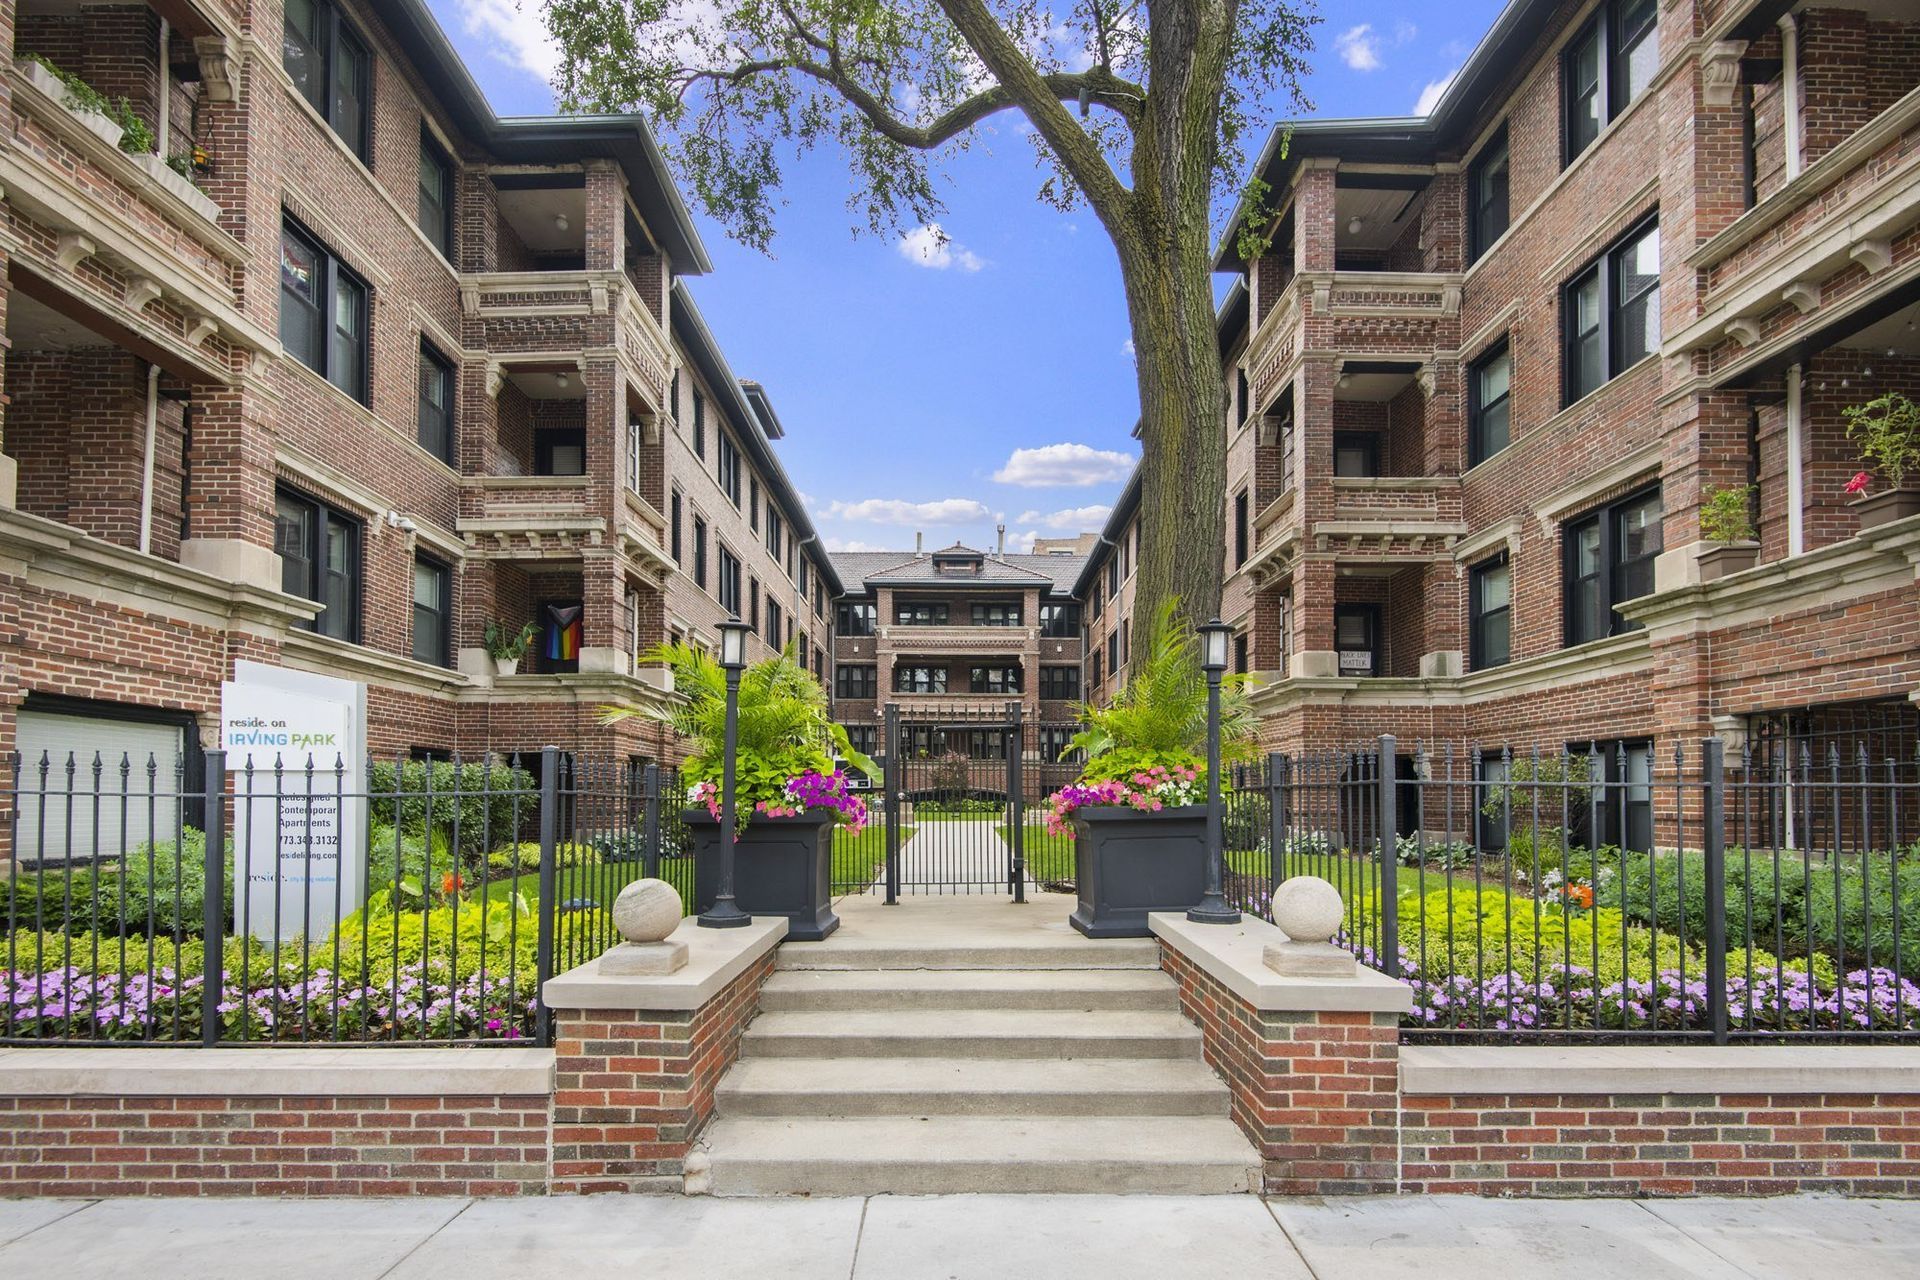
[[15, 710, 186, 864]]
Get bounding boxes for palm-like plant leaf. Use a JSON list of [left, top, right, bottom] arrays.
[[1067, 597, 1258, 766]]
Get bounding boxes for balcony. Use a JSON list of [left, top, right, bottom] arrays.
[[878, 623, 1037, 650], [457, 475, 601, 560]]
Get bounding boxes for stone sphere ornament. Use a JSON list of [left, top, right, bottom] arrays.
[[613, 878, 683, 944], [1270, 875, 1344, 945]]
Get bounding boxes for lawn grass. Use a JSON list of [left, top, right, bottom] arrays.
[[832, 823, 913, 890]]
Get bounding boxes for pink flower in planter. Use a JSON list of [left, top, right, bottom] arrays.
[[1845, 470, 1873, 496]]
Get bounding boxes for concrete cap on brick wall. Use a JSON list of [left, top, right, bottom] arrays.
[[543, 914, 787, 1011], [0, 1047, 554, 1097], [1401, 1044, 1920, 1096], [1149, 912, 1413, 1014]]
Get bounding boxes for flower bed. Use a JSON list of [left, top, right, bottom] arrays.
[[1042, 762, 1204, 838], [690, 767, 870, 834]]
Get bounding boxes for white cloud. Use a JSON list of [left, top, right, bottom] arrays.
[[993, 443, 1136, 488], [452, 0, 561, 81], [1016, 505, 1113, 530], [825, 497, 992, 525], [1413, 70, 1458, 116], [897, 224, 985, 272], [1004, 529, 1042, 554], [823, 537, 893, 553], [1335, 24, 1382, 71], [1121, 338, 1135, 359]]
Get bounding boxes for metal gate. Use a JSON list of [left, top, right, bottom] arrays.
[[829, 703, 1082, 899]]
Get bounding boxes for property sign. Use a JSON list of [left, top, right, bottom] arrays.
[[219, 664, 367, 941]]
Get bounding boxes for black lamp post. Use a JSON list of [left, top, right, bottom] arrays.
[[1187, 618, 1241, 924], [700, 616, 753, 929]]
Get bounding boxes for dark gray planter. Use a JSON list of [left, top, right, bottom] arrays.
[[687, 809, 839, 940], [1068, 805, 1210, 938]]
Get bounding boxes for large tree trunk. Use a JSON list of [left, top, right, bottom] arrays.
[[1115, 0, 1233, 645]]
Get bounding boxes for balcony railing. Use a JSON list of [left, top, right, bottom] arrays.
[[878, 624, 1037, 646], [457, 475, 602, 557]]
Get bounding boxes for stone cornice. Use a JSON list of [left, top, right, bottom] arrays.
[[1249, 630, 1650, 713]]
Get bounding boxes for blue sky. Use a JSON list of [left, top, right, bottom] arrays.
[[424, 1, 1504, 554]]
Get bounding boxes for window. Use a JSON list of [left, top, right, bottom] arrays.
[[692, 517, 708, 589], [280, 220, 368, 403], [716, 432, 740, 506], [1090, 591, 1102, 622], [535, 428, 585, 476], [1120, 619, 1131, 665], [275, 487, 360, 641], [836, 601, 876, 636], [418, 131, 453, 258], [749, 478, 761, 532], [283, 0, 370, 160], [766, 507, 784, 562], [416, 344, 454, 463], [1106, 630, 1119, 671], [895, 601, 949, 626], [1563, 0, 1657, 165], [970, 666, 1021, 694], [1469, 553, 1511, 670], [1475, 754, 1509, 851], [1332, 432, 1379, 478], [411, 554, 450, 667], [692, 390, 706, 458], [1563, 217, 1658, 405], [1233, 633, 1249, 675], [670, 489, 683, 564], [1589, 739, 1654, 853], [1236, 367, 1250, 429], [1334, 604, 1378, 677], [1234, 488, 1250, 566], [1562, 485, 1661, 645], [894, 666, 947, 694], [765, 598, 782, 647], [799, 556, 810, 598], [1040, 602, 1081, 637], [835, 665, 877, 699], [717, 547, 742, 614], [626, 418, 643, 494], [1041, 726, 1080, 764], [970, 602, 1022, 627], [1039, 666, 1079, 700], [844, 724, 877, 756], [1468, 341, 1512, 466], [1089, 650, 1103, 690], [669, 370, 681, 425], [1469, 127, 1509, 262], [748, 578, 760, 629]]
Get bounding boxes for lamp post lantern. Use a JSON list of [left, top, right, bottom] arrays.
[[699, 616, 754, 929], [1187, 617, 1241, 924]]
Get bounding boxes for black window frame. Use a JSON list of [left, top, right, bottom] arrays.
[[716, 431, 741, 506], [970, 666, 1022, 695], [279, 218, 369, 405], [1234, 487, 1250, 566], [535, 427, 586, 477], [1334, 603, 1380, 677], [410, 552, 451, 668], [1038, 665, 1079, 700], [1332, 432, 1380, 479], [283, 0, 371, 162], [1562, 0, 1658, 166], [766, 506, 784, 562], [1562, 215, 1659, 406], [274, 485, 362, 642], [1561, 484, 1662, 645], [895, 601, 949, 626], [416, 341, 455, 464], [670, 488, 683, 564], [765, 598, 783, 647], [692, 516, 709, 589], [417, 129, 454, 260], [835, 664, 878, 700], [1039, 602, 1081, 637], [692, 389, 706, 458], [836, 601, 877, 636], [970, 602, 1022, 627], [717, 545, 742, 614], [1468, 339, 1512, 466], [893, 666, 948, 694], [1469, 551, 1512, 671], [1468, 125, 1510, 263]]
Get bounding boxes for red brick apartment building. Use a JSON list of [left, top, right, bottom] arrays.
[[829, 539, 1087, 760], [1083, 0, 1920, 777], [0, 0, 834, 771]]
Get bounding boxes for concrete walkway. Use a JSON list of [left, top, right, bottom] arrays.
[[3, 1194, 1916, 1279]]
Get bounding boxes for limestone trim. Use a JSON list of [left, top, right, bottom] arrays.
[[1452, 517, 1524, 565], [1400, 1044, 1920, 1097], [1531, 441, 1663, 531], [278, 630, 474, 697], [543, 915, 787, 1011], [0, 1047, 552, 1097], [1329, 475, 1463, 493], [1149, 912, 1412, 1014], [0, 509, 316, 635], [1247, 629, 1651, 713], [1690, 85, 1920, 272]]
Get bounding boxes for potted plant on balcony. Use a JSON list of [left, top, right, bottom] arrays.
[[1697, 483, 1759, 580], [484, 619, 536, 677], [1044, 600, 1256, 937], [601, 641, 876, 939], [1842, 391, 1920, 529]]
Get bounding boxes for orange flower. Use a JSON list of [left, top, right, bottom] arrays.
[[1564, 883, 1594, 909], [441, 871, 464, 896]]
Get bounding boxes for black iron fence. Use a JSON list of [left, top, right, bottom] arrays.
[[1229, 735, 1920, 1044], [2, 749, 686, 1048]]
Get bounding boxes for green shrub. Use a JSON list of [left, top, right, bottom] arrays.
[[1393, 884, 1691, 983], [29, 55, 155, 154], [0, 828, 232, 937], [327, 881, 550, 986], [369, 759, 535, 858]]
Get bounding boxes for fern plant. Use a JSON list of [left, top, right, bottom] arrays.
[[1066, 598, 1259, 779], [598, 640, 876, 825]]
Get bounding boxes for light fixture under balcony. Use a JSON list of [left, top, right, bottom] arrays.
[[554, 213, 570, 232], [1347, 216, 1364, 236]]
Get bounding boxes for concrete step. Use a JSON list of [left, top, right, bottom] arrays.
[[740, 1009, 1203, 1060], [775, 939, 1162, 972], [700, 1115, 1261, 1195], [716, 1056, 1231, 1118], [756, 967, 1179, 1013]]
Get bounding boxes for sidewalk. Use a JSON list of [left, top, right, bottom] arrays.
[[2, 1193, 1915, 1279]]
